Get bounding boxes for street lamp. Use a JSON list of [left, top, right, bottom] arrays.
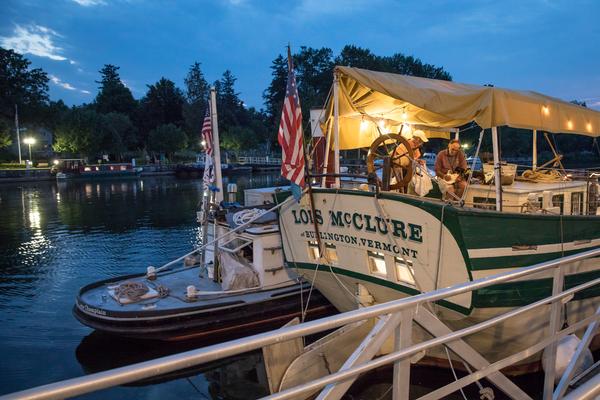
[[23, 137, 36, 162]]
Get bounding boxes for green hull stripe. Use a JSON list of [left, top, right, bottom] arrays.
[[290, 261, 471, 315], [473, 269, 600, 307], [470, 251, 600, 270], [276, 189, 600, 274]]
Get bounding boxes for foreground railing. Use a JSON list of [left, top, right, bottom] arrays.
[[2, 248, 600, 400]]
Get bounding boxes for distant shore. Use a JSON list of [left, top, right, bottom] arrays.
[[0, 165, 176, 184]]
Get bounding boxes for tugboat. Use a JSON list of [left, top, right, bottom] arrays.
[[73, 87, 335, 341]]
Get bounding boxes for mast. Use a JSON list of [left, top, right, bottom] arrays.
[[210, 87, 224, 203], [333, 72, 340, 188]]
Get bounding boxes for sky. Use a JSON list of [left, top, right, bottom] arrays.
[[1, 0, 600, 111]]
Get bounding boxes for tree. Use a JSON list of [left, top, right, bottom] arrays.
[[0, 47, 49, 122], [0, 118, 12, 149], [147, 123, 187, 158], [263, 54, 290, 128], [138, 78, 185, 145], [216, 70, 246, 131], [183, 62, 210, 139], [95, 64, 137, 117], [53, 107, 98, 155]]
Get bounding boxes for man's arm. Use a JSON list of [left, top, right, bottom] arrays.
[[434, 151, 445, 177]]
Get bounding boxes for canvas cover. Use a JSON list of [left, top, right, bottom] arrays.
[[323, 66, 600, 150]]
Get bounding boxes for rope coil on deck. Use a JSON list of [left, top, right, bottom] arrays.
[[113, 281, 149, 302]]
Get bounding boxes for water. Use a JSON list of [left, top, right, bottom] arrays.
[[0, 174, 287, 399], [0, 174, 542, 399]]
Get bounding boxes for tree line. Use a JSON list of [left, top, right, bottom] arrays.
[[6, 44, 594, 165]]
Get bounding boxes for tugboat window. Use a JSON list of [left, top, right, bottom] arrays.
[[367, 251, 387, 276], [394, 256, 415, 285]]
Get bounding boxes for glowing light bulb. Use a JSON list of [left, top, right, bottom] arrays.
[[201, 140, 207, 147], [542, 106, 550, 116], [378, 119, 387, 132], [402, 110, 408, 120], [360, 119, 369, 132], [587, 122, 592, 132], [567, 120, 573, 130]]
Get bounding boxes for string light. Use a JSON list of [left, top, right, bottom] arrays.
[[360, 118, 369, 132], [542, 106, 550, 116]]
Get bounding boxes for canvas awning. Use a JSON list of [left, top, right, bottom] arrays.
[[323, 66, 600, 150]]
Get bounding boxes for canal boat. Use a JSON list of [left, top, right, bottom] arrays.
[[276, 66, 600, 374], [54, 158, 142, 180]]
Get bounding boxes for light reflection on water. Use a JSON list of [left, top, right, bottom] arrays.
[[0, 174, 285, 398]]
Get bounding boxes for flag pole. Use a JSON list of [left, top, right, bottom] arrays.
[[210, 87, 224, 203]]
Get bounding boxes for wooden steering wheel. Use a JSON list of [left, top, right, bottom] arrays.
[[366, 133, 414, 191]]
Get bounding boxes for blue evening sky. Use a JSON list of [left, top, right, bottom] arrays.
[[1, 0, 599, 110]]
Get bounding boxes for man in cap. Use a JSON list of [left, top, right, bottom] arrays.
[[394, 129, 428, 168], [435, 138, 468, 199]]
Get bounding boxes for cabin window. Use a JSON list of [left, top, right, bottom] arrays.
[[473, 197, 496, 210], [324, 242, 338, 263], [84, 167, 91, 172], [308, 241, 320, 260], [120, 165, 127, 171], [394, 256, 415, 285], [552, 194, 564, 214], [571, 192, 583, 215], [367, 251, 387, 276], [307, 241, 337, 263]]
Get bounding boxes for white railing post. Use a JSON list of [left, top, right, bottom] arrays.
[[543, 265, 565, 400], [393, 308, 415, 400]]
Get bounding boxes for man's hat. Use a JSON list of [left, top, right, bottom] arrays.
[[412, 130, 428, 143]]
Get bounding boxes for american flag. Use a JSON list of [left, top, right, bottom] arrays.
[[277, 48, 305, 189], [202, 105, 214, 185]]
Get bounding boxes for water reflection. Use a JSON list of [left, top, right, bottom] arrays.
[[0, 175, 287, 396], [76, 331, 270, 399]]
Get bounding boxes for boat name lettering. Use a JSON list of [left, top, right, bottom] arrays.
[[291, 209, 423, 243], [303, 230, 418, 258], [78, 302, 107, 316]]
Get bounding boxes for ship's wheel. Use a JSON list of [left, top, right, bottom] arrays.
[[366, 133, 414, 191]]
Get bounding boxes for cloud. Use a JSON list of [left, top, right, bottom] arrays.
[[49, 75, 76, 90], [0, 24, 67, 61], [71, 0, 106, 6], [49, 74, 90, 94]]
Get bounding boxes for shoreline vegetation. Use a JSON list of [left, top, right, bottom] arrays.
[[1, 46, 598, 170]]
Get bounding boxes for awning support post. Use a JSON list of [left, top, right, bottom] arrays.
[[491, 127, 502, 211], [333, 73, 340, 188], [533, 129, 537, 171]]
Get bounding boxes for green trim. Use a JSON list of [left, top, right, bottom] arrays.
[[473, 270, 600, 307], [470, 250, 600, 270], [290, 261, 472, 315]]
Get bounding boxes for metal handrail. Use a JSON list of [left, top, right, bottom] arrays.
[[3, 247, 600, 400]]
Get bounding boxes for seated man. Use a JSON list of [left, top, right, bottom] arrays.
[[435, 139, 468, 199]]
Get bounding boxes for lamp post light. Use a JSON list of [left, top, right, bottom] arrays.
[[23, 137, 36, 163]]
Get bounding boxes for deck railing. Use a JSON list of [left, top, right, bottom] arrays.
[[2, 248, 600, 400]]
